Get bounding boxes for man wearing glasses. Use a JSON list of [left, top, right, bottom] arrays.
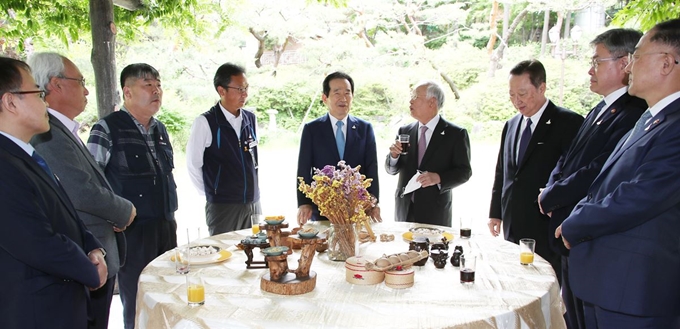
[[559, 19, 680, 328], [186, 62, 261, 235], [0, 57, 106, 329], [538, 29, 646, 329], [28, 52, 136, 329], [87, 63, 178, 329]]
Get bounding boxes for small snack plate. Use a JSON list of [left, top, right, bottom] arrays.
[[402, 231, 453, 243]]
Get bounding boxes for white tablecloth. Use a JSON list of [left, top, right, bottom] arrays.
[[136, 222, 565, 329]]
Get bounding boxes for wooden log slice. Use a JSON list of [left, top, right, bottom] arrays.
[[260, 271, 317, 295]]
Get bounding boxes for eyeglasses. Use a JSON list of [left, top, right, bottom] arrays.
[[628, 52, 680, 65], [58, 76, 86, 87], [10, 90, 46, 100], [225, 86, 249, 94], [590, 56, 624, 69]]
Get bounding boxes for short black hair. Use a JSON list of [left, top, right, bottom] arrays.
[[0, 57, 31, 101], [650, 18, 680, 58], [509, 60, 546, 89], [322, 71, 354, 97], [213, 63, 246, 91], [591, 28, 643, 57], [120, 63, 160, 90]]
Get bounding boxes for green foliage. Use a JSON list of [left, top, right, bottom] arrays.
[[613, 0, 680, 30]]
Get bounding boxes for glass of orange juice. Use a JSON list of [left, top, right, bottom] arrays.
[[519, 238, 535, 265], [186, 273, 205, 306], [250, 214, 264, 235]]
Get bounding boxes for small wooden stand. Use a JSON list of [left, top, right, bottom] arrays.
[[260, 235, 325, 295], [242, 241, 270, 269]]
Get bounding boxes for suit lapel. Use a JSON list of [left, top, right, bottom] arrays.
[[506, 115, 521, 168], [49, 115, 112, 190], [345, 115, 359, 160], [0, 135, 79, 220], [601, 98, 680, 176], [321, 114, 341, 161], [518, 102, 556, 169]]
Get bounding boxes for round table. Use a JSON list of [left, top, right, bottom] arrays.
[[136, 222, 565, 329]]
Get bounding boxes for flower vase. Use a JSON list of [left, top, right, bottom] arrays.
[[327, 223, 357, 261]]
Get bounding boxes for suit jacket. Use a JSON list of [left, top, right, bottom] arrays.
[[297, 114, 379, 220], [540, 93, 646, 255], [562, 97, 680, 317], [32, 114, 133, 277], [385, 116, 472, 227], [0, 134, 102, 329], [490, 101, 583, 263]]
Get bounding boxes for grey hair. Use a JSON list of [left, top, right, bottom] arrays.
[[414, 80, 445, 109], [27, 52, 65, 94], [590, 28, 642, 57]]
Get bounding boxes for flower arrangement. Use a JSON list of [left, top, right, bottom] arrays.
[[297, 160, 375, 225], [298, 161, 377, 260]]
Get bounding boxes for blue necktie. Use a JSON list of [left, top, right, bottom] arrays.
[[623, 109, 652, 146], [517, 118, 532, 163], [336, 121, 345, 159], [32, 151, 57, 183]]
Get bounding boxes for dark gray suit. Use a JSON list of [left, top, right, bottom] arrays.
[[385, 116, 472, 227], [31, 113, 133, 329]]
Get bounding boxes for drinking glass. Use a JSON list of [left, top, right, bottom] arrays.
[[459, 217, 472, 238], [460, 254, 476, 284], [398, 134, 410, 155], [186, 273, 205, 306], [174, 246, 190, 274], [251, 214, 264, 235], [519, 238, 535, 265]]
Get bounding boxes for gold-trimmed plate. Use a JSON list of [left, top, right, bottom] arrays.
[[402, 231, 453, 243]]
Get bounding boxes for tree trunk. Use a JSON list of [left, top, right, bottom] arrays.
[[89, 0, 118, 119], [487, 8, 529, 78], [563, 11, 571, 40], [540, 9, 550, 57], [502, 3, 510, 41], [272, 36, 291, 77], [486, 0, 499, 55], [429, 61, 460, 100], [249, 27, 266, 68]]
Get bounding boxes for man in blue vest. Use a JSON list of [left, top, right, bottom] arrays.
[[186, 62, 261, 235], [87, 63, 178, 329]]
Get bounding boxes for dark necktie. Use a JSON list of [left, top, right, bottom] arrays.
[[336, 121, 345, 159], [623, 110, 652, 147], [32, 151, 57, 183], [417, 126, 428, 166], [587, 100, 607, 126], [517, 118, 532, 163]]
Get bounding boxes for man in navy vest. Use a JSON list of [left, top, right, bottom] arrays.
[[87, 63, 178, 329], [186, 63, 261, 235]]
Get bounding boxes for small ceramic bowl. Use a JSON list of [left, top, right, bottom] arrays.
[[262, 246, 289, 256], [264, 219, 285, 225], [298, 229, 319, 239]]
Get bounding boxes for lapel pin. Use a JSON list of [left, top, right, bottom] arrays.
[[441, 131, 445, 135], [352, 125, 356, 130], [546, 120, 551, 125], [597, 120, 603, 125], [653, 119, 660, 124], [610, 108, 617, 113]]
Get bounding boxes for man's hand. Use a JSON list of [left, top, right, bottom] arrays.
[[388, 140, 402, 159], [416, 171, 441, 188], [369, 205, 382, 223], [114, 205, 137, 232], [488, 218, 501, 237], [297, 205, 313, 225], [88, 249, 108, 291], [555, 224, 570, 249]]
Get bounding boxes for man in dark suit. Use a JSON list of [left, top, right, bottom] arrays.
[[559, 19, 680, 328], [385, 80, 472, 227], [28, 52, 136, 329], [537, 30, 645, 329], [0, 57, 106, 329], [488, 60, 583, 280], [297, 71, 380, 223]]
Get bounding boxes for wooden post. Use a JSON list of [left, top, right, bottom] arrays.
[[89, 0, 118, 119]]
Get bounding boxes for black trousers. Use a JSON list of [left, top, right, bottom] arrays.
[[562, 256, 585, 329], [205, 200, 261, 236], [118, 218, 177, 329], [87, 276, 115, 329]]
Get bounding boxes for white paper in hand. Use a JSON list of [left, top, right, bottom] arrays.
[[403, 171, 422, 195]]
